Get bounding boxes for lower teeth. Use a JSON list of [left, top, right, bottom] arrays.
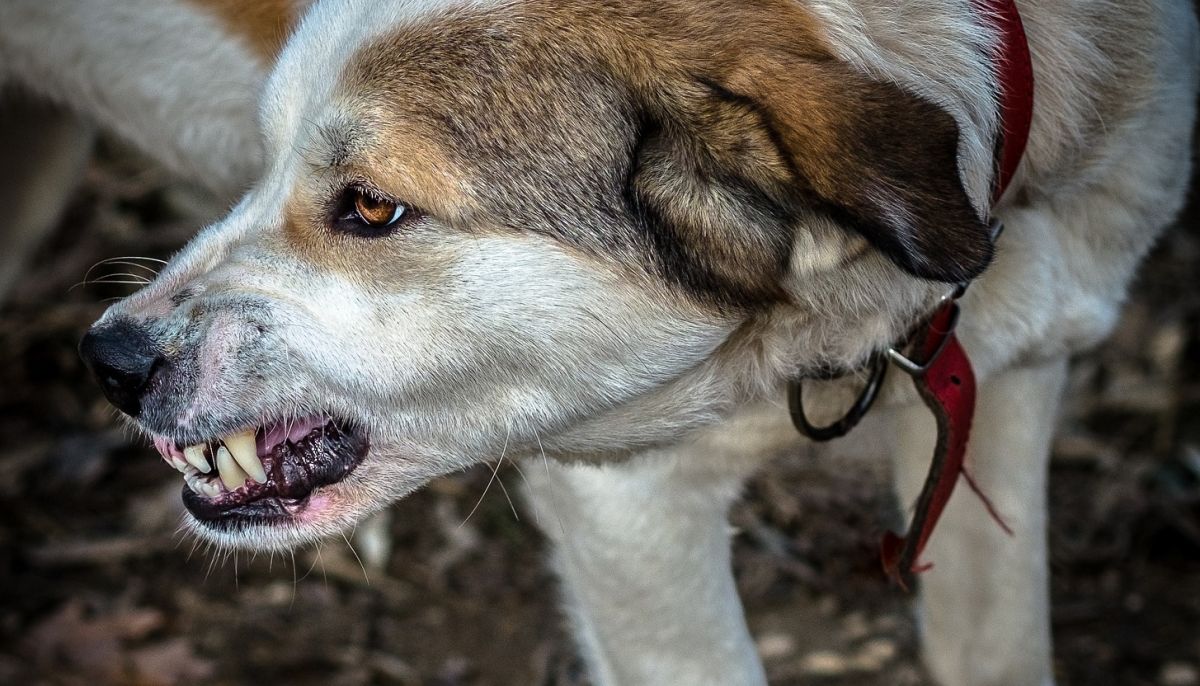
[[186, 473, 223, 498]]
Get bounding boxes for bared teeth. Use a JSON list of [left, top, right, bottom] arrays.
[[184, 444, 212, 473], [171, 421, 323, 500], [173, 429, 274, 499], [186, 472, 222, 498], [200, 481, 221, 498], [215, 445, 249, 491], [222, 430, 267, 484]]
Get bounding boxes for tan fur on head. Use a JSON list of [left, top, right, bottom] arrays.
[[324, 0, 992, 311], [85, 0, 1005, 543], [73, 0, 1196, 626]]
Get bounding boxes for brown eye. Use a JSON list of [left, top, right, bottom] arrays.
[[336, 186, 410, 235], [354, 190, 403, 226]]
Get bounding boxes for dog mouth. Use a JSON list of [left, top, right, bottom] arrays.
[[151, 415, 369, 527]]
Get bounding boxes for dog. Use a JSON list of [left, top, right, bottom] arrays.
[[3, 0, 1196, 683]]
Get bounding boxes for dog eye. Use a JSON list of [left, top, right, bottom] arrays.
[[335, 187, 411, 235]]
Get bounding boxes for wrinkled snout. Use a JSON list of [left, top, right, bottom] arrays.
[[79, 274, 374, 534], [79, 318, 166, 418]]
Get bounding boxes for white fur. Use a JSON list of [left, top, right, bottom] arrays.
[[0, 97, 94, 302], [0, 0, 267, 194], [524, 449, 769, 686], [261, 0, 502, 162], [8, 0, 1195, 684]]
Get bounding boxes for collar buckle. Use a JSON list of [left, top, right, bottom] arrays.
[[885, 300, 962, 378]]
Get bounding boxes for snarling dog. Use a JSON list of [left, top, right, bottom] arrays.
[[5, 0, 1196, 682]]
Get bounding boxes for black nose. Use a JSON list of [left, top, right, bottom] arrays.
[[79, 319, 164, 417]]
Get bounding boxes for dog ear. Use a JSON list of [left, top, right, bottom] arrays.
[[632, 54, 993, 291], [625, 97, 801, 306]]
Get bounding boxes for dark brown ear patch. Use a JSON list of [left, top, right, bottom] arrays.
[[629, 52, 994, 299], [736, 58, 993, 283]]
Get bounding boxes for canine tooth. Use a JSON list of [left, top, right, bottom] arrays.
[[216, 445, 248, 491], [184, 445, 212, 473], [223, 430, 267, 483]]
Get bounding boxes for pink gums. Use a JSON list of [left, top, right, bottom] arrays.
[[152, 435, 183, 462], [295, 494, 334, 523], [256, 414, 330, 457]]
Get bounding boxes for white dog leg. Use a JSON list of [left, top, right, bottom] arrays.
[[891, 357, 1067, 686], [0, 0, 266, 195], [523, 450, 767, 686], [0, 95, 94, 302]]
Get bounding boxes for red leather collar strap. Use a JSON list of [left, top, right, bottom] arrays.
[[880, 301, 1019, 588], [981, 0, 1035, 204], [879, 0, 1034, 588]]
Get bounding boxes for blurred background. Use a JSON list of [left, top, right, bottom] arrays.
[[1, 68, 1199, 686]]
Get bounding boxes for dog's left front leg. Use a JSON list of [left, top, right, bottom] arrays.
[[891, 356, 1067, 686], [523, 449, 767, 686]]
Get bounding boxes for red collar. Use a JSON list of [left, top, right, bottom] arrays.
[[878, 0, 1035, 587], [980, 0, 1035, 204], [789, 0, 1035, 589]]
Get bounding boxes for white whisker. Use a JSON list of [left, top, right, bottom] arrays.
[[341, 532, 370, 584], [535, 431, 567, 537], [461, 425, 511, 528]]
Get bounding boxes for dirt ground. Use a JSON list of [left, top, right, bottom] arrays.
[[1, 122, 1199, 686]]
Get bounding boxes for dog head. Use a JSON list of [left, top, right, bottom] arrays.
[[80, 0, 992, 551]]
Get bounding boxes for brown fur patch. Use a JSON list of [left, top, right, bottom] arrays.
[[279, 111, 472, 279], [716, 52, 992, 281], [188, 0, 300, 61], [282, 0, 992, 306]]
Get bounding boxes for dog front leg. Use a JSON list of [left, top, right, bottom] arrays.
[[0, 95, 94, 303], [0, 0, 267, 196], [891, 356, 1067, 686], [523, 450, 767, 686]]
